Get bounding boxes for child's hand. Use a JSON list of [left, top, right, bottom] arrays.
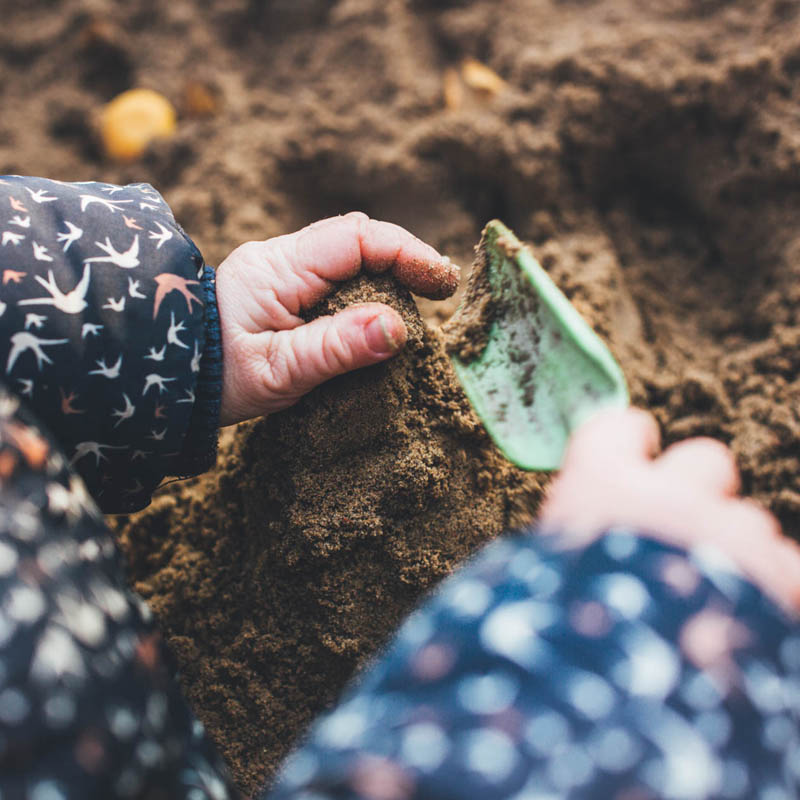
[[216, 213, 459, 426], [540, 407, 800, 612]]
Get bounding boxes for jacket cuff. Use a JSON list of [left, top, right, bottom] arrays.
[[172, 265, 223, 477]]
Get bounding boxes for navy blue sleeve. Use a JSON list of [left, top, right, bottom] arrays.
[[0, 176, 222, 513], [265, 529, 800, 799]]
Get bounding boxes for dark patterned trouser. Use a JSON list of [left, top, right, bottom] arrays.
[[0, 388, 238, 800], [1, 387, 799, 799]]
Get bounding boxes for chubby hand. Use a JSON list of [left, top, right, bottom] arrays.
[[540, 407, 800, 612], [216, 212, 459, 426]]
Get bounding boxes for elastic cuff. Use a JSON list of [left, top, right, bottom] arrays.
[[173, 264, 223, 477]]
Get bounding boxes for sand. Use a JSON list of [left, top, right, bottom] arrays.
[[4, 0, 800, 793]]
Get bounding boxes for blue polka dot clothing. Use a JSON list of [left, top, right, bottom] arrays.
[[266, 532, 800, 800], [0, 175, 799, 799]]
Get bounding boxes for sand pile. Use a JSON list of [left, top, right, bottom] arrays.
[[115, 275, 541, 791]]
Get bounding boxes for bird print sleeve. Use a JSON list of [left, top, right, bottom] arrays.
[[0, 175, 222, 513], [0, 385, 240, 800], [265, 530, 800, 800]]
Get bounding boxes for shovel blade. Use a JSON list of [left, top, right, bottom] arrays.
[[450, 220, 628, 471]]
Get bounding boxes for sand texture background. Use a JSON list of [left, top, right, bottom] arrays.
[[3, 0, 800, 793]]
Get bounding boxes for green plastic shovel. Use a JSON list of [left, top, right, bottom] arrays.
[[446, 220, 628, 471]]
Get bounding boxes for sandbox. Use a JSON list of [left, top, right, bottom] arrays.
[[4, 0, 800, 793]]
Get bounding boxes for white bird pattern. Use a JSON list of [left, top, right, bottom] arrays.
[[111, 393, 135, 427], [190, 340, 202, 372], [56, 221, 83, 252], [26, 187, 58, 204], [6, 332, 68, 372], [166, 312, 189, 349], [144, 345, 166, 361], [142, 374, 176, 396], [24, 313, 47, 330], [69, 441, 128, 467], [148, 221, 173, 250], [84, 235, 140, 269], [81, 322, 103, 339], [2, 231, 24, 246], [88, 355, 122, 379], [103, 296, 126, 312], [32, 242, 54, 262], [10, 215, 30, 228], [128, 277, 147, 299], [79, 195, 133, 214], [19, 264, 92, 314]]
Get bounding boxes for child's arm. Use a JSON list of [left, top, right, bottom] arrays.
[[0, 178, 458, 513], [0, 395, 794, 799]]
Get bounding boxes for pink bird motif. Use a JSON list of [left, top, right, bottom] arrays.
[[152, 273, 202, 319], [3, 269, 26, 285], [59, 388, 85, 415]]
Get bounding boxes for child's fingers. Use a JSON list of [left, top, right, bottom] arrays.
[[655, 438, 741, 497], [256, 303, 407, 403], [705, 499, 800, 614], [561, 407, 661, 473], [292, 213, 460, 299], [219, 214, 459, 335], [352, 215, 461, 299]]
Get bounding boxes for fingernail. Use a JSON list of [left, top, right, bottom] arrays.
[[365, 314, 403, 354], [443, 257, 461, 291]]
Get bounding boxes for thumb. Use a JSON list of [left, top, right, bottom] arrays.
[[258, 303, 407, 410]]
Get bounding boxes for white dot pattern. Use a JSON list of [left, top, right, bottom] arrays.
[[265, 531, 800, 800]]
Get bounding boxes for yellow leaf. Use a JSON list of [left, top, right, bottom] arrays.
[[100, 89, 177, 162], [461, 58, 509, 96]]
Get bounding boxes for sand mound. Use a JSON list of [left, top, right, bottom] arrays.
[[115, 276, 541, 790]]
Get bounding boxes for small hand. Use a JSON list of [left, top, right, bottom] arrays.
[[540, 407, 800, 612], [215, 212, 459, 426]]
